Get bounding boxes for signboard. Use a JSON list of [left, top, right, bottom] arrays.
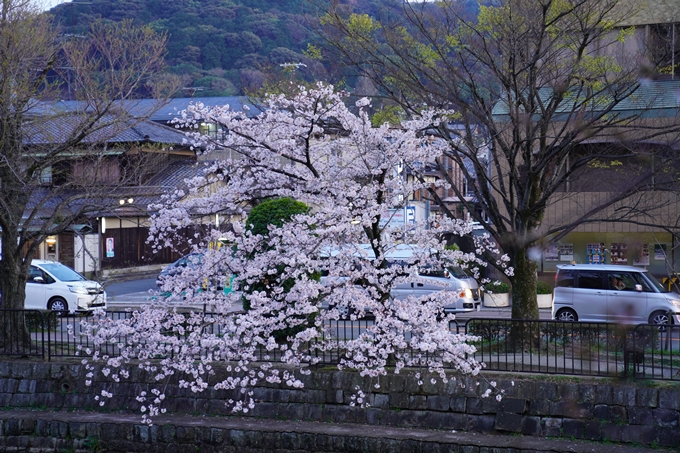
[[106, 237, 115, 258], [379, 206, 416, 229]]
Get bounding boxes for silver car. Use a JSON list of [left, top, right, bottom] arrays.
[[552, 264, 680, 325]]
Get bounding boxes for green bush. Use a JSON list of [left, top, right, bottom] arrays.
[[484, 281, 510, 293], [243, 197, 318, 342], [246, 197, 310, 237], [536, 281, 552, 294]]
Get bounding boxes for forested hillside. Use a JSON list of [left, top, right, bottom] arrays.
[[48, 0, 478, 97]]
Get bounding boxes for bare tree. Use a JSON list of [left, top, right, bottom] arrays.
[[317, 0, 680, 319], [0, 0, 176, 352]]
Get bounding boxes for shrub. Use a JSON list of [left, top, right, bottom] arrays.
[[484, 281, 510, 293], [243, 197, 318, 341], [536, 281, 552, 294]]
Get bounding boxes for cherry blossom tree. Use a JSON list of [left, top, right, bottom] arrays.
[[79, 84, 510, 423]]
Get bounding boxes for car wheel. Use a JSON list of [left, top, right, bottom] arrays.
[[48, 297, 68, 316], [556, 308, 578, 322], [649, 310, 671, 329]]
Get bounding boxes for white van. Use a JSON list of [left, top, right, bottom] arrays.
[[25, 260, 106, 314], [322, 244, 481, 314], [552, 264, 680, 325]]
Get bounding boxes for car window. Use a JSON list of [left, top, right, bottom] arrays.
[[419, 267, 449, 278], [28, 266, 45, 283], [38, 263, 85, 282], [447, 266, 470, 279], [577, 270, 604, 289], [556, 269, 575, 287], [631, 272, 656, 292], [607, 272, 637, 291]]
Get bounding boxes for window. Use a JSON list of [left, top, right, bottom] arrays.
[[556, 269, 575, 287], [577, 270, 604, 289]]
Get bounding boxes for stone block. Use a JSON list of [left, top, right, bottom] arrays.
[[657, 426, 680, 448], [409, 395, 427, 410], [635, 387, 657, 408], [371, 393, 389, 409], [327, 389, 343, 404], [561, 418, 585, 439], [557, 383, 579, 402], [530, 398, 553, 416], [306, 389, 327, 404], [600, 423, 623, 443], [158, 424, 175, 443], [305, 402, 322, 421], [465, 397, 483, 415], [450, 395, 466, 413], [611, 386, 636, 407], [69, 422, 87, 439], [594, 385, 613, 404], [532, 382, 558, 401], [10, 362, 34, 379], [389, 392, 409, 409], [541, 417, 562, 437], [522, 416, 541, 436], [426, 395, 450, 411], [583, 420, 601, 441], [469, 414, 495, 432], [658, 388, 680, 410], [499, 397, 526, 414], [494, 412, 524, 432], [510, 379, 536, 400], [16, 379, 36, 394], [134, 424, 150, 443], [549, 400, 592, 418], [365, 407, 381, 425], [385, 373, 406, 393], [653, 408, 679, 428], [577, 384, 596, 403], [621, 424, 656, 445]]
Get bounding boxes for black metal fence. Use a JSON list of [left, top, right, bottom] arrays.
[[1, 310, 679, 381]]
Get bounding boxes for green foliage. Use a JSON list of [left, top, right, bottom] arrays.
[[370, 105, 404, 127], [484, 281, 510, 293], [246, 197, 310, 237], [536, 281, 552, 294], [243, 198, 318, 343]]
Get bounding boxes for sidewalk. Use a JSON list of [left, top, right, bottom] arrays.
[[0, 409, 672, 453]]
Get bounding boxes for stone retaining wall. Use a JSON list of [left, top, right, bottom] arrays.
[[0, 360, 679, 448]]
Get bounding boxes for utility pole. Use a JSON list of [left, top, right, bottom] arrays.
[[66, 1, 92, 38]]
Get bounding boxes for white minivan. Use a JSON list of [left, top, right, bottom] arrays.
[[25, 260, 106, 314], [552, 263, 680, 325]]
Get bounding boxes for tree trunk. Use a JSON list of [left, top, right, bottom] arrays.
[[0, 231, 33, 353], [509, 251, 539, 320]]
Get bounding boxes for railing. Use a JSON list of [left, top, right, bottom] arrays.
[[1, 310, 679, 381]]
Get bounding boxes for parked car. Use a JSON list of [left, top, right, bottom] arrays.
[[156, 253, 204, 287], [321, 244, 481, 314], [552, 263, 680, 325], [25, 260, 106, 314], [156, 252, 235, 296]]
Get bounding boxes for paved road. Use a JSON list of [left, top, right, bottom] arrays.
[[103, 278, 555, 320]]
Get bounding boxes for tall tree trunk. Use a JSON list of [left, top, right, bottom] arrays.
[[510, 250, 539, 320], [0, 230, 33, 353]]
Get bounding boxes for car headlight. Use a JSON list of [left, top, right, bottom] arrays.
[[668, 299, 680, 307], [68, 286, 88, 295], [459, 288, 473, 299]]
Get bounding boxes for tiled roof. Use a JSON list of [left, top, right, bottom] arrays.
[[23, 114, 189, 146], [40, 96, 259, 124], [144, 160, 210, 188], [492, 79, 680, 117], [617, 0, 680, 26]]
